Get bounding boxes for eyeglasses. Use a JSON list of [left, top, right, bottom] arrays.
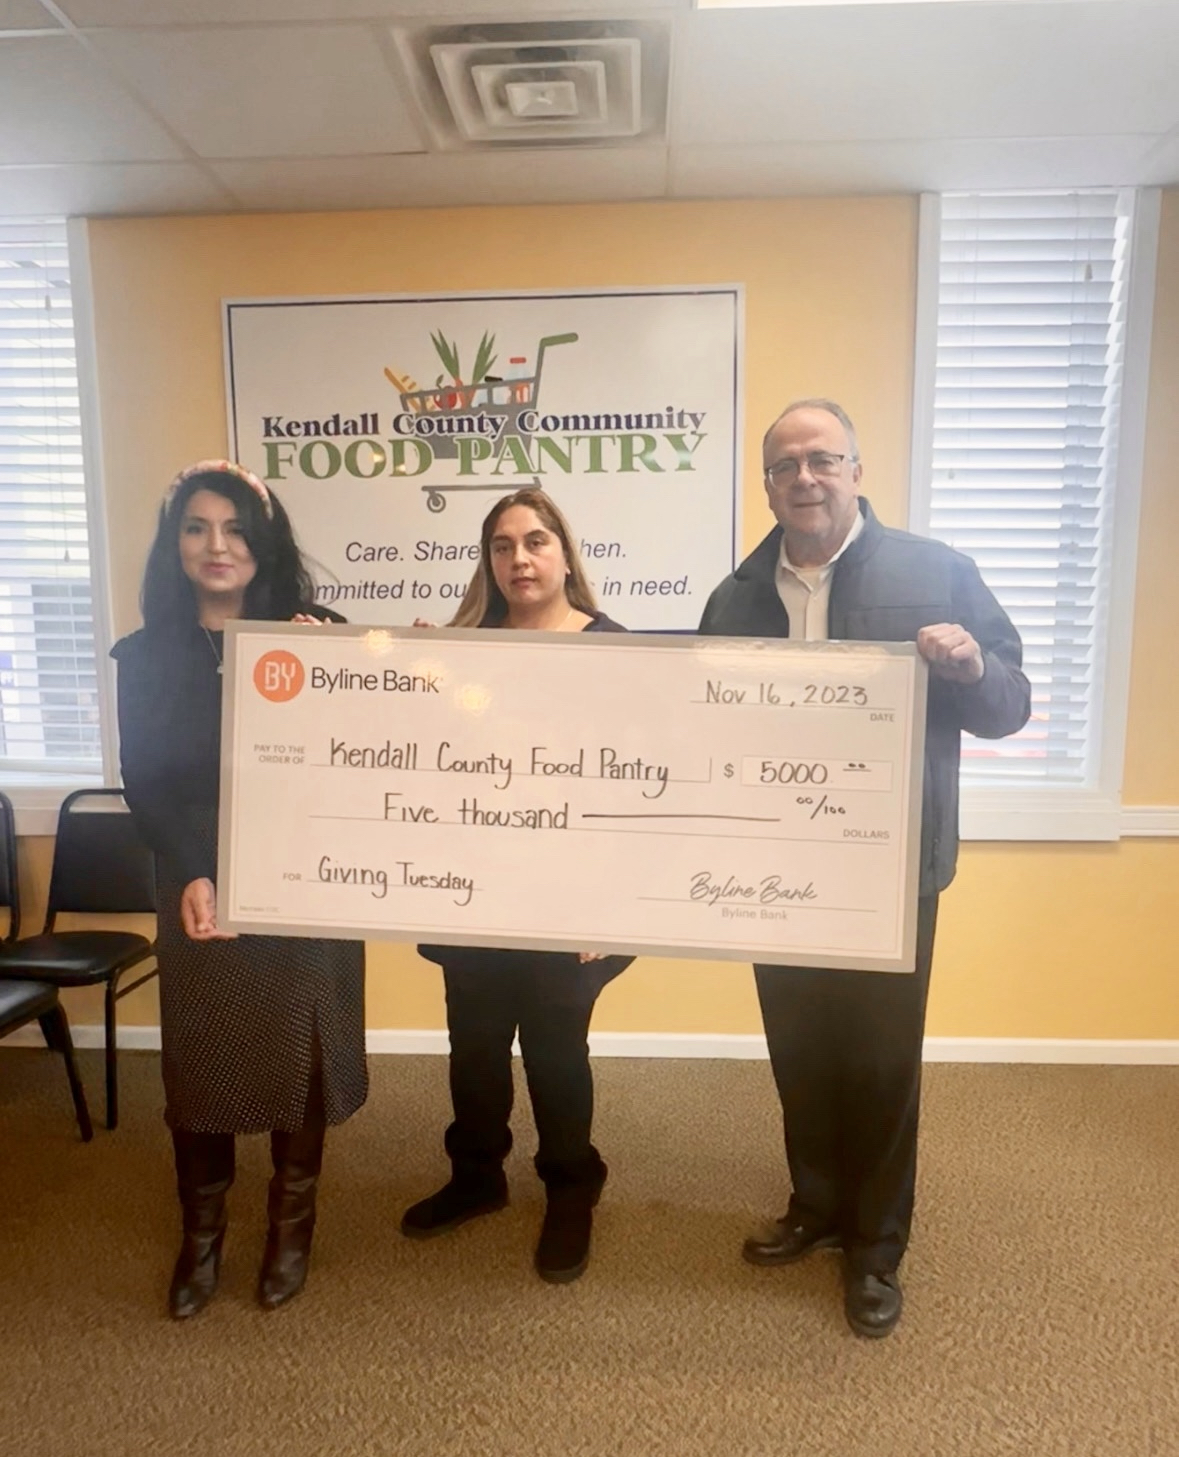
[[764, 452, 855, 484]]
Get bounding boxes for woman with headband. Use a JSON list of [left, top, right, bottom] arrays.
[[111, 462, 367, 1319]]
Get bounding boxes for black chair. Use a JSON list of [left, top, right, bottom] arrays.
[[0, 788, 157, 1130], [0, 792, 93, 1141]]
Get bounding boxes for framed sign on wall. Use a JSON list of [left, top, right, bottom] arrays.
[[224, 286, 743, 631]]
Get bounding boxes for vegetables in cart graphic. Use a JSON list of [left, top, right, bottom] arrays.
[[384, 330, 578, 512]]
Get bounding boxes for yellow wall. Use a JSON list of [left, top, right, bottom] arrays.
[[33, 194, 1178, 1041]]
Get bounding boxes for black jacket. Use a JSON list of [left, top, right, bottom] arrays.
[[111, 604, 345, 887], [698, 498, 1031, 895]]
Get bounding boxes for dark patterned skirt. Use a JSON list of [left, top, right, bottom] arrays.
[[155, 812, 367, 1134]]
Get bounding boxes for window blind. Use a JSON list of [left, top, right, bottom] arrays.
[[930, 190, 1133, 786], [0, 218, 100, 775]]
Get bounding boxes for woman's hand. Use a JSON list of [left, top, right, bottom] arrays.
[[412, 617, 437, 629], [180, 878, 237, 941], [579, 951, 607, 963]]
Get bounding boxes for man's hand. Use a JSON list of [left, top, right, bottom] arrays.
[[291, 613, 326, 626], [180, 878, 238, 941], [916, 623, 985, 684]]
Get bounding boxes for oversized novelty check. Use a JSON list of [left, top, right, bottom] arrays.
[[219, 624, 927, 971]]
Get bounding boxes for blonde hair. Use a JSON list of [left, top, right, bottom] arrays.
[[449, 487, 599, 628]]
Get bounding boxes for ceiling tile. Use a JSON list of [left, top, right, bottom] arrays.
[[0, 161, 234, 214], [0, 0, 59, 28], [670, 135, 1164, 198], [209, 146, 669, 210], [86, 25, 425, 158], [675, 4, 1179, 146], [0, 36, 184, 163], [5, 3, 1172, 211], [60, 0, 685, 23]]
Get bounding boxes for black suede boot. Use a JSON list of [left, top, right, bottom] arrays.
[[534, 1155, 607, 1285], [169, 1129, 235, 1320], [400, 1164, 509, 1238], [257, 1120, 325, 1310], [402, 1118, 511, 1239]]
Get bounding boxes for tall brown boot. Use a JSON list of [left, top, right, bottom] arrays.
[[257, 1118, 325, 1310], [169, 1129, 235, 1320]]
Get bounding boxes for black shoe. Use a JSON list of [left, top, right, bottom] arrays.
[[535, 1186, 595, 1285], [742, 1218, 842, 1267], [843, 1269, 903, 1338], [400, 1177, 508, 1239]]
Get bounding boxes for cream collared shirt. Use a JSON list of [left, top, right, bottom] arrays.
[[775, 506, 865, 641]]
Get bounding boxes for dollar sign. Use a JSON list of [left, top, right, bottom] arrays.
[[724, 763, 734, 778]]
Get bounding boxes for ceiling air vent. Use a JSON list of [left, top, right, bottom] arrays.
[[437, 39, 640, 143], [388, 19, 669, 150]]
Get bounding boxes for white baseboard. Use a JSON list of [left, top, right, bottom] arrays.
[[4, 1025, 1178, 1065], [585, 1034, 1179, 1065], [923, 1036, 1179, 1064], [590, 1032, 768, 1059], [367, 1029, 448, 1055], [3, 1024, 164, 1051]]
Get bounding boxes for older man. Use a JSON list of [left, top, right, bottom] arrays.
[[699, 399, 1030, 1337]]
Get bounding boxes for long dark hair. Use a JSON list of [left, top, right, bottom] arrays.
[[141, 468, 316, 636], [449, 487, 598, 628]]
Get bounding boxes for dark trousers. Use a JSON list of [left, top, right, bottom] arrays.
[[442, 955, 605, 1189], [754, 894, 939, 1275]]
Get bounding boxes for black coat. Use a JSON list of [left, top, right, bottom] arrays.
[[698, 498, 1031, 896], [109, 605, 345, 884]]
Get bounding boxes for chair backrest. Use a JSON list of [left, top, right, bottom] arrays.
[[0, 790, 19, 941], [45, 788, 157, 929]]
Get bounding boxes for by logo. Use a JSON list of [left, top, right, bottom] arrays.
[[254, 650, 304, 702]]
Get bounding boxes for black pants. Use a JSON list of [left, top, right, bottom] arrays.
[[441, 953, 606, 1189], [754, 894, 939, 1275]]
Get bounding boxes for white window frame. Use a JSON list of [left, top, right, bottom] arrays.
[[2, 218, 117, 835], [909, 188, 1161, 843]]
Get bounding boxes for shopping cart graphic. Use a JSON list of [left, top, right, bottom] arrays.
[[392, 332, 578, 511], [421, 476, 544, 514]]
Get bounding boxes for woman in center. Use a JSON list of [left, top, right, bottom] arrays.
[[402, 487, 632, 1283]]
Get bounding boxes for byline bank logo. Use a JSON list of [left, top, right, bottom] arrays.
[[254, 650, 305, 703]]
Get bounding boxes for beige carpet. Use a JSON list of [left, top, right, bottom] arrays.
[[0, 1048, 1176, 1457]]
